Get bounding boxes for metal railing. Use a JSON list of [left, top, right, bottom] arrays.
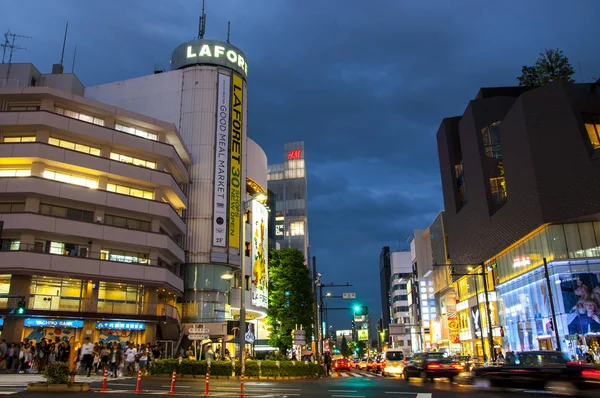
[[0, 242, 182, 277]]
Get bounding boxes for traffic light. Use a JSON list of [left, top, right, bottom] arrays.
[[16, 300, 26, 315], [354, 305, 368, 316]]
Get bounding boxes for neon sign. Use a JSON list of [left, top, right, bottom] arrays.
[[287, 149, 302, 160], [513, 256, 531, 268], [96, 321, 146, 330], [24, 318, 84, 328], [171, 40, 248, 77]]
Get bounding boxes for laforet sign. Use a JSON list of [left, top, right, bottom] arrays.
[[171, 39, 248, 77]]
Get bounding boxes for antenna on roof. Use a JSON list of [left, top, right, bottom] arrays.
[[226, 21, 231, 43], [71, 44, 77, 73], [60, 22, 68, 67], [1, 30, 31, 64], [198, 0, 207, 39]]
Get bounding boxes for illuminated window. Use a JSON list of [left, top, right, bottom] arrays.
[[48, 137, 101, 156], [8, 103, 39, 111], [289, 221, 304, 236], [0, 169, 31, 177], [584, 116, 600, 149], [55, 107, 104, 126], [43, 170, 98, 189], [489, 177, 507, 204], [107, 183, 153, 200], [110, 152, 156, 169], [100, 249, 150, 265], [481, 121, 502, 159], [3, 136, 36, 143], [115, 123, 158, 141]]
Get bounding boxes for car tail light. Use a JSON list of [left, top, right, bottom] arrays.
[[382, 361, 386, 367], [403, 359, 408, 365], [451, 364, 464, 370], [582, 369, 600, 378], [427, 363, 442, 370], [567, 361, 586, 365]]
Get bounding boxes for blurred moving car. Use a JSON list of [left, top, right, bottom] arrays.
[[333, 358, 351, 371], [404, 352, 463, 382], [382, 349, 405, 377], [472, 350, 600, 395], [357, 358, 368, 370], [373, 356, 385, 373], [366, 358, 375, 372]]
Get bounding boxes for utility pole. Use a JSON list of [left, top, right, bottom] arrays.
[[317, 282, 352, 355], [543, 257, 562, 351], [311, 256, 321, 363]]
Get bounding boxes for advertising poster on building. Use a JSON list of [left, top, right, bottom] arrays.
[[251, 199, 269, 308], [212, 73, 231, 247], [228, 73, 244, 250], [357, 329, 368, 341], [560, 272, 600, 334]]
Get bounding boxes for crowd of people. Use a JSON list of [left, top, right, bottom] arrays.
[[0, 337, 166, 376]]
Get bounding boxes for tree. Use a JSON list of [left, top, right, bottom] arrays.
[[341, 335, 349, 358], [517, 48, 575, 87], [347, 341, 357, 357], [267, 248, 314, 356]]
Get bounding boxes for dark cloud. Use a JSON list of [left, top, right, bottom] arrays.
[[3, 0, 600, 330]]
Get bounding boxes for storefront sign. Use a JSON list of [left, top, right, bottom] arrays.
[[170, 39, 248, 77], [228, 73, 244, 250], [251, 199, 269, 308], [0, 318, 4, 327], [95, 321, 146, 330], [287, 149, 302, 160], [357, 329, 368, 341], [212, 73, 231, 247], [24, 318, 84, 328], [513, 256, 531, 268]]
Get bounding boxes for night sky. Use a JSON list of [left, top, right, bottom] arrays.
[[3, 0, 600, 332]]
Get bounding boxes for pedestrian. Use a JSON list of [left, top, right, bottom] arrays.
[[80, 337, 94, 377], [324, 352, 332, 375]]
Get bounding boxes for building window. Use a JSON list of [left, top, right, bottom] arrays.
[[100, 249, 150, 265], [106, 183, 153, 200], [481, 121, 502, 159], [115, 123, 158, 141], [8, 103, 39, 111], [105, 214, 151, 231], [289, 221, 304, 236], [110, 152, 156, 169], [40, 203, 94, 223], [0, 202, 25, 212], [489, 177, 507, 204], [48, 137, 101, 156], [455, 162, 466, 207], [3, 136, 36, 143], [0, 239, 21, 251], [584, 114, 600, 150], [55, 107, 105, 126], [43, 170, 99, 189], [0, 169, 31, 177]]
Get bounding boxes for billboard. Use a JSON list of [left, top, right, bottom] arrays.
[[357, 329, 369, 341], [228, 74, 244, 250], [561, 272, 600, 334], [212, 73, 231, 247], [251, 199, 269, 308]]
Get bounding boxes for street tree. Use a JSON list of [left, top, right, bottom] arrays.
[[517, 48, 575, 87], [341, 335, 349, 358], [267, 248, 314, 356], [348, 341, 357, 357]]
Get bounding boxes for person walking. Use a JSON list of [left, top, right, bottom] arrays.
[[80, 337, 94, 377], [324, 352, 332, 376]]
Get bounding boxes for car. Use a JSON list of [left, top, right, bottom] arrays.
[[382, 349, 405, 377], [472, 350, 600, 395], [357, 358, 368, 370], [372, 356, 385, 373], [352, 358, 360, 368], [365, 358, 375, 372], [403, 352, 463, 382], [333, 358, 351, 371]]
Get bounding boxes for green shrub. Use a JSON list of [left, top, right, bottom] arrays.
[[42, 361, 70, 384], [150, 359, 323, 378]]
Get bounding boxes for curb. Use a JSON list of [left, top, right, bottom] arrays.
[[26, 382, 91, 392], [149, 374, 317, 381]]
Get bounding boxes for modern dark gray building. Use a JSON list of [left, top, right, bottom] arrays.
[[267, 142, 309, 261]]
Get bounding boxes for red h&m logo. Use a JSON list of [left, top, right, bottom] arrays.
[[287, 149, 302, 160]]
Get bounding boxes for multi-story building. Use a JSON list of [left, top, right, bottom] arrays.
[[267, 142, 309, 262], [437, 79, 600, 359], [379, 246, 392, 334], [0, 62, 191, 345], [86, 35, 270, 355], [388, 251, 412, 353]]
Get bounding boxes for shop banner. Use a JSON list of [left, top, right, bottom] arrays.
[[96, 321, 146, 330], [212, 73, 231, 247], [251, 199, 269, 308], [24, 318, 83, 328], [228, 73, 244, 250], [561, 272, 600, 334]]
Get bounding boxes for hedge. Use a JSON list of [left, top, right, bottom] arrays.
[[150, 359, 325, 378]]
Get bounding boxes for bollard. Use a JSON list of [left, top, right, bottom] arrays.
[[238, 372, 244, 397], [203, 371, 210, 396], [168, 369, 177, 395], [135, 369, 142, 393], [100, 367, 108, 392]]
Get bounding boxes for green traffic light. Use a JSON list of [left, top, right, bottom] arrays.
[[16, 307, 24, 315], [354, 306, 360, 312]]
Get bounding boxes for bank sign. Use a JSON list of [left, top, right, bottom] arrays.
[[24, 318, 84, 328], [170, 39, 248, 78]]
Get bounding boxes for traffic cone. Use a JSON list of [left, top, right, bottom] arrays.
[[168, 369, 177, 395], [100, 368, 108, 392], [135, 369, 142, 393]]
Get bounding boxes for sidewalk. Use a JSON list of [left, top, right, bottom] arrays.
[[0, 374, 130, 386]]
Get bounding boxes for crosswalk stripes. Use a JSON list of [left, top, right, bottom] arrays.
[[332, 371, 377, 378]]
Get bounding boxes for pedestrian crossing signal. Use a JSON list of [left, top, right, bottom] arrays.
[[16, 300, 26, 315]]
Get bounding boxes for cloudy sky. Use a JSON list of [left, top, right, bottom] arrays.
[[3, 0, 600, 332]]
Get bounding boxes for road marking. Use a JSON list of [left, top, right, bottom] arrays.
[[416, 394, 432, 398], [161, 385, 191, 388], [331, 396, 365, 398], [361, 372, 376, 378], [272, 388, 301, 391], [328, 390, 357, 393], [339, 373, 350, 378], [347, 372, 362, 378]]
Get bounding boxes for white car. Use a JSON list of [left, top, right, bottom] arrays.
[[382, 349, 405, 377]]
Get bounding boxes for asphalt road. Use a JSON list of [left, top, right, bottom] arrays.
[[0, 369, 593, 397]]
